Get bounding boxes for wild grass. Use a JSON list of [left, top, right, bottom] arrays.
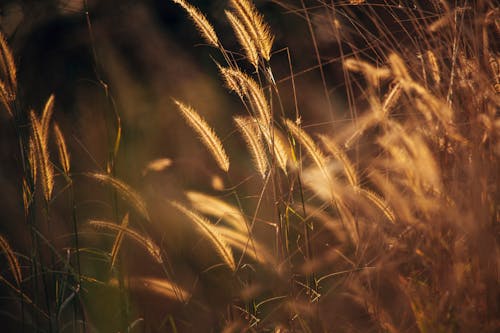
[[173, 99, 230, 172], [0, 0, 498, 332]]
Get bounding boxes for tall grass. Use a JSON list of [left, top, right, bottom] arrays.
[[0, 0, 498, 331]]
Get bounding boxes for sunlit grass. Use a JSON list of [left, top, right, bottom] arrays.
[[0, 0, 498, 331]]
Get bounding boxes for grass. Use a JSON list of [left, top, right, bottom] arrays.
[[0, 0, 499, 331]]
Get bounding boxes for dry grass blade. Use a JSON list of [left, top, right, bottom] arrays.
[[174, 99, 230, 172], [171, 0, 219, 47], [53, 123, 70, 174], [186, 191, 247, 233], [110, 276, 191, 303], [229, 0, 274, 61], [171, 201, 236, 271], [89, 220, 162, 264], [87, 173, 150, 221], [284, 118, 330, 182], [234, 116, 268, 179], [0, 32, 17, 98], [225, 10, 259, 69], [319, 135, 358, 187], [110, 213, 129, 269], [0, 234, 22, 287], [30, 111, 53, 202]]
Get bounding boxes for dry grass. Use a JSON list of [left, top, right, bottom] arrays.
[[174, 99, 230, 172], [0, 0, 498, 332]]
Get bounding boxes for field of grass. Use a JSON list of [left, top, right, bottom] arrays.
[[0, 0, 499, 331]]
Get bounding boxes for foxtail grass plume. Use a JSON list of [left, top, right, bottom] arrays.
[[225, 10, 259, 69], [171, 201, 236, 271], [218, 67, 271, 126], [426, 50, 441, 84], [41, 94, 55, 143], [87, 173, 150, 221], [0, 234, 22, 287], [319, 135, 358, 187], [186, 191, 248, 233], [0, 32, 16, 101], [30, 111, 54, 202], [284, 118, 330, 183], [89, 219, 162, 264], [110, 276, 191, 303], [388, 53, 411, 82], [229, 0, 274, 61], [214, 225, 271, 265], [382, 82, 402, 115], [53, 123, 70, 174], [234, 116, 268, 179], [173, 99, 230, 172], [344, 58, 391, 86], [357, 188, 396, 223], [142, 158, 172, 175], [28, 138, 37, 183], [260, 126, 289, 174], [171, 0, 219, 47]]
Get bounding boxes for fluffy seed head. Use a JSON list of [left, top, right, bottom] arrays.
[[174, 99, 230, 172]]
